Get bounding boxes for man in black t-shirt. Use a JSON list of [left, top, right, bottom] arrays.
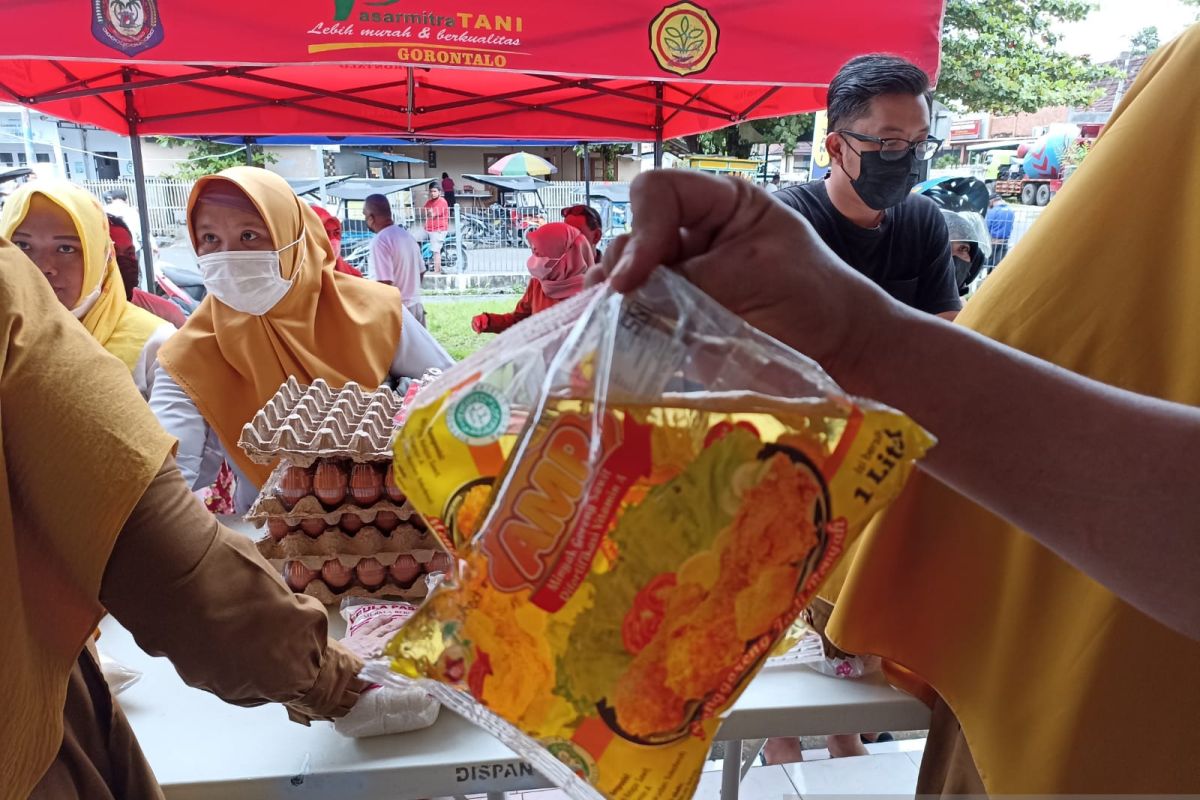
[[766, 53, 959, 770], [777, 55, 960, 320]]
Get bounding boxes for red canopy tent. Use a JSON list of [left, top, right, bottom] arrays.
[[0, 0, 944, 278]]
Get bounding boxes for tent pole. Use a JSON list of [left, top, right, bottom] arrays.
[[653, 82, 664, 169], [122, 72, 155, 292], [582, 141, 590, 204], [245, 136, 255, 166], [406, 67, 415, 133]]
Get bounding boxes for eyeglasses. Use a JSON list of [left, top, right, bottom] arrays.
[[836, 130, 943, 162]]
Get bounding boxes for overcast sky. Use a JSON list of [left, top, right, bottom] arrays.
[[1057, 0, 1195, 60]]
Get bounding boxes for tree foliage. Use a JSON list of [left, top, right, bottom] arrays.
[[155, 137, 276, 180], [572, 143, 633, 181], [937, 0, 1118, 113], [1129, 26, 1160, 54], [687, 114, 814, 159]]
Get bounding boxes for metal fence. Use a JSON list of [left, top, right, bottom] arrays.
[[81, 178, 194, 243]]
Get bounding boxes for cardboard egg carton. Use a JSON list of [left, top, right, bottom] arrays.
[[245, 458, 415, 524], [277, 549, 455, 605], [238, 377, 403, 467], [256, 524, 434, 560]]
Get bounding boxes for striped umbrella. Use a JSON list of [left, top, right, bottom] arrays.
[[487, 151, 559, 176]]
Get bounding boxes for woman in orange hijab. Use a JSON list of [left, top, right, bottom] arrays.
[[151, 168, 451, 511]]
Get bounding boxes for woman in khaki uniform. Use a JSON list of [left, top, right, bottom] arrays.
[[0, 239, 367, 800]]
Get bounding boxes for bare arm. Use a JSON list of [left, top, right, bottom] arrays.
[[846, 303, 1200, 640], [602, 170, 1200, 641]]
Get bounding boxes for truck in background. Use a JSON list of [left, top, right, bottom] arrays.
[[993, 123, 1103, 205]]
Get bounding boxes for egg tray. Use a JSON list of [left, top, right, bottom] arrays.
[[277, 550, 455, 605], [245, 496, 417, 528], [290, 580, 426, 606], [245, 459, 415, 525], [273, 548, 445, 572], [238, 377, 403, 467], [256, 524, 436, 560]]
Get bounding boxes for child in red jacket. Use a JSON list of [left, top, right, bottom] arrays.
[[472, 222, 593, 334]]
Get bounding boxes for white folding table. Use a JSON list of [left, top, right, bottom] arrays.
[[99, 517, 928, 798]]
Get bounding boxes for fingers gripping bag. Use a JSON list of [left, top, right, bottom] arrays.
[[367, 269, 934, 800]]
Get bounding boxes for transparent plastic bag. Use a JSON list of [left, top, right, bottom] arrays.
[[368, 270, 934, 799]]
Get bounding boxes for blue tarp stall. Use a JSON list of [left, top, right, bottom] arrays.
[[356, 150, 426, 179]]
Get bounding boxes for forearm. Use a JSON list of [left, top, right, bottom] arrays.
[[835, 305, 1200, 639], [101, 458, 367, 720]]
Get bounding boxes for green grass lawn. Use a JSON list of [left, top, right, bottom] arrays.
[[425, 298, 522, 360]]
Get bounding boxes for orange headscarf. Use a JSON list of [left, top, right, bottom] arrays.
[[157, 168, 402, 486]]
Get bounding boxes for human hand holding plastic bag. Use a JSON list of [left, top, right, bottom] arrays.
[[366, 262, 933, 799]]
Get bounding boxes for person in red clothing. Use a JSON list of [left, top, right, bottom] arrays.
[[107, 215, 186, 328], [310, 205, 363, 277], [424, 184, 450, 274], [472, 221, 592, 335]]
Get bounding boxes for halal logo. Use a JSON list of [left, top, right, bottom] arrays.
[[649, 2, 720, 77], [92, 0, 165, 57], [447, 384, 509, 446]]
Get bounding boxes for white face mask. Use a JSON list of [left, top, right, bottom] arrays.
[[196, 236, 303, 315]]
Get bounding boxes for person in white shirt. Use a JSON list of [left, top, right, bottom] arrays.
[[149, 168, 452, 514], [363, 193, 426, 325]]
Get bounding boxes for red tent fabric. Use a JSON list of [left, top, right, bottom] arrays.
[[0, 0, 944, 140]]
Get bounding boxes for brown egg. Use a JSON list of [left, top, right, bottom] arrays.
[[384, 467, 406, 503], [284, 561, 318, 591], [321, 559, 354, 590], [277, 465, 312, 509], [313, 461, 348, 507], [267, 518, 293, 540], [299, 518, 328, 537], [356, 558, 386, 588], [339, 513, 364, 534], [389, 554, 422, 586], [349, 463, 384, 506], [373, 510, 399, 533], [427, 552, 454, 576]]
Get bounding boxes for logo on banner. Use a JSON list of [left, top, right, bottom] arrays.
[[92, 0, 165, 57], [649, 2, 720, 77]]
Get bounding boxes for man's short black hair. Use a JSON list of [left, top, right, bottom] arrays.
[[826, 54, 932, 131], [108, 187, 128, 202], [107, 213, 131, 233]]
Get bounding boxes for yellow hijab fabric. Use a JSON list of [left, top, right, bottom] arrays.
[[0, 180, 163, 371], [828, 26, 1200, 793], [0, 240, 175, 797], [157, 167, 403, 487]]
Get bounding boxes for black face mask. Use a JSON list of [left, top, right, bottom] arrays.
[[953, 249, 985, 295], [842, 149, 920, 212], [116, 254, 139, 301]]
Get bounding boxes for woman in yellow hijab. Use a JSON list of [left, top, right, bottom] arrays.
[[151, 167, 452, 511], [826, 26, 1200, 793], [0, 179, 173, 398], [0, 239, 370, 799]]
